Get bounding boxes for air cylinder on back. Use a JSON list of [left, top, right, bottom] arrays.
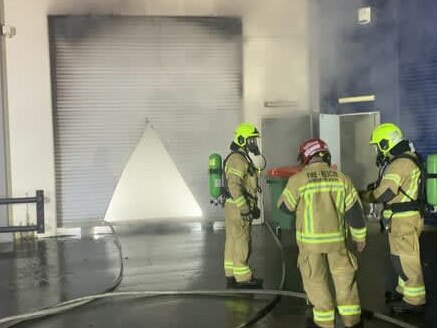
[[426, 154, 437, 207], [209, 153, 223, 200]]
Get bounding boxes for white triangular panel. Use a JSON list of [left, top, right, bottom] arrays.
[[104, 127, 202, 222]]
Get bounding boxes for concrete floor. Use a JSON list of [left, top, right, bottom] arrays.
[[0, 235, 121, 318], [0, 220, 434, 328]]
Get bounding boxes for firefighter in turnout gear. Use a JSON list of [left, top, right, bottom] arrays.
[[223, 123, 263, 289], [362, 123, 426, 314], [278, 138, 366, 328]]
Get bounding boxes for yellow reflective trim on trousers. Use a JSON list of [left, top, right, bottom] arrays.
[[398, 277, 405, 288], [283, 188, 297, 208], [226, 167, 244, 179], [338, 305, 361, 316], [224, 261, 233, 269], [350, 227, 367, 239], [296, 231, 344, 244], [233, 266, 250, 271], [404, 286, 426, 297], [383, 173, 402, 186], [226, 196, 247, 208], [397, 277, 425, 297], [233, 266, 251, 276], [313, 309, 335, 322]]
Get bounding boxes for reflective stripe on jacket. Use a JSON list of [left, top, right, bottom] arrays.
[[224, 152, 258, 213], [373, 152, 421, 219], [278, 162, 365, 252]]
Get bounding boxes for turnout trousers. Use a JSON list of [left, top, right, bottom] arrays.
[[298, 249, 361, 328], [223, 202, 253, 282]]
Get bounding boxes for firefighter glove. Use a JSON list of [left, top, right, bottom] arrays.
[[251, 206, 261, 220], [241, 211, 253, 222], [355, 241, 366, 253], [366, 182, 378, 191], [359, 190, 374, 203]]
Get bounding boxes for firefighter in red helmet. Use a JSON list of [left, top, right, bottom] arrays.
[[278, 138, 367, 328]]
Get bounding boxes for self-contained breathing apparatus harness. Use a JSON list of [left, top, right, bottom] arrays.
[[369, 150, 426, 231], [386, 153, 426, 214], [222, 147, 263, 219]]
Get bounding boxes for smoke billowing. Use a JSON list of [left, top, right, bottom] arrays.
[[314, 0, 437, 155]]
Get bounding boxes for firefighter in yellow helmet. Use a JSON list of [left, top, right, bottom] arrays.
[[361, 123, 426, 314], [278, 138, 366, 328], [223, 122, 263, 289]]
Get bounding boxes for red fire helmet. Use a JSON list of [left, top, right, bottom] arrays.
[[298, 138, 330, 164]]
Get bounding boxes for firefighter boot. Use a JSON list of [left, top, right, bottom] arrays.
[[226, 276, 236, 288], [304, 305, 318, 328], [233, 277, 263, 289], [347, 321, 364, 328], [392, 301, 425, 315], [304, 317, 318, 328], [385, 291, 403, 303]]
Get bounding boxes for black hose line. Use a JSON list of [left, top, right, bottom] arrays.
[[235, 222, 286, 328], [0, 222, 418, 328]]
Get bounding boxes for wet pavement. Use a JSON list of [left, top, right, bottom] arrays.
[[0, 235, 120, 319], [0, 220, 434, 328]]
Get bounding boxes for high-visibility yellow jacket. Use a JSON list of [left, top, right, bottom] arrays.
[[278, 162, 366, 253], [372, 152, 421, 220], [224, 151, 258, 213]]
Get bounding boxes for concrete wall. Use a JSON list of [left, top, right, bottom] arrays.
[[3, 0, 311, 235]]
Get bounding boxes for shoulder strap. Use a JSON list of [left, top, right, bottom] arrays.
[[223, 150, 256, 174], [390, 153, 422, 169], [223, 150, 259, 199], [385, 152, 426, 215], [392, 153, 423, 201]]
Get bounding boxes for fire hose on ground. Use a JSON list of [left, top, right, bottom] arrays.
[[0, 223, 419, 328]]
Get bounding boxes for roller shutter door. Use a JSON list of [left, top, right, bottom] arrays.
[[50, 16, 242, 226]]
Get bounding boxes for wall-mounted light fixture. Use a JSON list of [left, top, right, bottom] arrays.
[[358, 7, 372, 25], [338, 94, 375, 104]]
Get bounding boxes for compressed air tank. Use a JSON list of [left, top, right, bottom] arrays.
[[426, 154, 437, 206], [209, 153, 223, 199]]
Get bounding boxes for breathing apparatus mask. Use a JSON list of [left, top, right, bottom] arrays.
[[245, 137, 266, 171], [375, 148, 386, 167], [246, 137, 260, 156]]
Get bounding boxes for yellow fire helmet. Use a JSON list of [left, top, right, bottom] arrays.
[[369, 123, 404, 156], [234, 123, 260, 147]]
